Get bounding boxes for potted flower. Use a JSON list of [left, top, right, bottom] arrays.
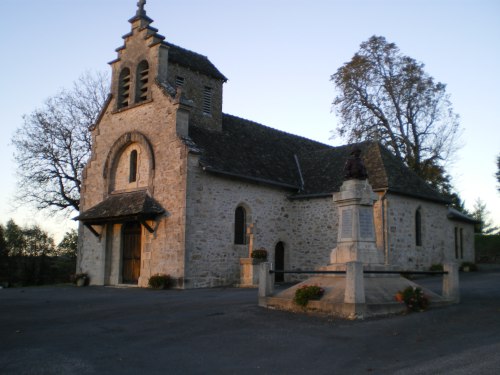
[[74, 273, 89, 287], [251, 248, 268, 261], [395, 286, 429, 312]]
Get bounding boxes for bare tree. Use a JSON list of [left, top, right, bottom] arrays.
[[331, 36, 461, 190], [11, 71, 109, 214]]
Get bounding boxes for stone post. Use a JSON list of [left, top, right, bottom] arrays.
[[258, 262, 274, 306], [344, 261, 365, 304], [443, 262, 460, 303], [246, 224, 254, 257]]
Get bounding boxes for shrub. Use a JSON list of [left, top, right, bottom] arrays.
[[73, 272, 89, 286], [460, 262, 478, 272], [395, 286, 429, 312], [294, 285, 325, 307], [148, 274, 171, 289], [251, 249, 268, 260]]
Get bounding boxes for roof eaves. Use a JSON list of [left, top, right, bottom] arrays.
[[202, 165, 299, 191], [447, 208, 479, 224]]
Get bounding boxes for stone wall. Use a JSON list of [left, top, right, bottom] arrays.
[[167, 63, 223, 131], [385, 194, 474, 269], [78, 83, 188, 287], [287, 198, 338, 273], [184, 154, 292, 287], [184, 155, 342, 287]]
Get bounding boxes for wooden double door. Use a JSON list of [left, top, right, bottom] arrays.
[[122, 222, 142, 284]]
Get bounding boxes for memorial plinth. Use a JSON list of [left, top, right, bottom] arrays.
[[329, 179, 384, 265], [260, 149, 456, 319]]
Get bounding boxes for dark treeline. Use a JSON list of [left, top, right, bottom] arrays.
[[0, 220, 77, 287]]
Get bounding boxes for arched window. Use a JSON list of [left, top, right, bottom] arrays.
[[136, 60, 149, 103], [234, 206, 246, 245], [415, 208, 422, 246], [118, 68, 131, 108], [129, 150, 138, 183]]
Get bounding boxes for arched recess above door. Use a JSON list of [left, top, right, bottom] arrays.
[[103, 131, 155, 194]]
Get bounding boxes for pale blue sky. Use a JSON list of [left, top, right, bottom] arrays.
[[1, 0, 499, 240]]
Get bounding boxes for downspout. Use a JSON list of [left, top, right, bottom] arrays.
[[294, 154, 305, 192], [381, 190, 389, 265]]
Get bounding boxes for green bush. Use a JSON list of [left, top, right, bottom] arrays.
[[148, 274, 171, 289], [294, 285, 325, 307]]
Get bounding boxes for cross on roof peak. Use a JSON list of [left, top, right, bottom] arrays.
[[136, 0, 147, 16]]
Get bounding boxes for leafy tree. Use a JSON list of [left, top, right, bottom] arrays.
[[0, 224, 7, 257], [11, 71, 109, 214], [471, 198, 499, 235], [331, 36, 461, 192], [4, 219, 56, 257], [4, 219, 25, 256], [22, 226, 56, 257], [57, 229, 78, 257]]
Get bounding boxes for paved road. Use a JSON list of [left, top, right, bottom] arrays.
[[1, 271, 499, 374]]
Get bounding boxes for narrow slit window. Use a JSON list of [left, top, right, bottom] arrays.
[[118, 68, 131, 108], [136, 60, 149, 103], [202, 86, 212, 115], [415, 209, 422, 246], [454, 227, 459, 259], [459, 228, 464, 258], [129, 150, 138, 183], [234, 206, 246, 245]]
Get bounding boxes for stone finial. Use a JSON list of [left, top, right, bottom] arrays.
[[137, 0, 147, 16], [343, 146, 368, 180]]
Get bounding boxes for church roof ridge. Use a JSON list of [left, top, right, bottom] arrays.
[[221, 113, 332, 149], [189, 115, 447, 203]]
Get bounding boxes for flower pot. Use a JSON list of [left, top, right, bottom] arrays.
[[76, 278, 86, 287]]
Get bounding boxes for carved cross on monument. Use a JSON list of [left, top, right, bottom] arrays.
[[246, 223, 254, 257]]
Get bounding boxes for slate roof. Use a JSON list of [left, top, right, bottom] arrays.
[[163, 41, 227, 82], [76, 191, 165, 224], [188, 114, 448, 203], [447, 208, 479, 224]]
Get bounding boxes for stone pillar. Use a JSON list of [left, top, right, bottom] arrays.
[[330, 179, 384, 265], [258, 262, 274, 302], [344, 261, 365, 304], [443, 262, 460, 303], [246, 224, 254, 257], [239, 258, 261, 287]]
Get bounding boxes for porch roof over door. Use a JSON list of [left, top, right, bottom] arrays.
[[74, 190, 165, 225]]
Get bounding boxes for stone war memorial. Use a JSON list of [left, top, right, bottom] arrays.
[[259, 149, 461, 319], [76, 1, 475, 297]]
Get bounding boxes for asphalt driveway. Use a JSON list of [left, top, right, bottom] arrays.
[[1, 270, 499, 374]]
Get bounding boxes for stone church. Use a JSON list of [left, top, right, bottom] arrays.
[[76, 1, 475, 288]]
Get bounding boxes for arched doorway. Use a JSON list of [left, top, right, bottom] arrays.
[[122, 222, 142, 284], [274, 242, 285, 282]]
